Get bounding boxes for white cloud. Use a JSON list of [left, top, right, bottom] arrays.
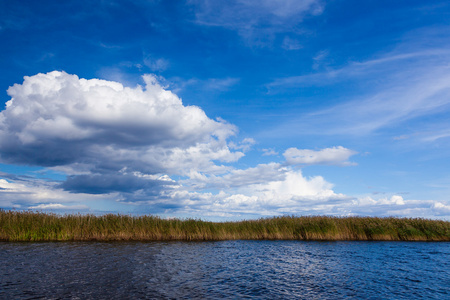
[[168, 167, 349, 217], [386, 195, 405, 205], [282, 36, 302, 50], [433, 202, 450, 214], [229, 137, 256, 152], [421, 129, 450, 142], [283, 146, 357, 166], [350, 195, 450, 219], [1, 71, 448, 220], [2, 168, 449, 220], [169, 76, 240, 93], [182, 162, 285, 189], [0, 71, 238, 172], [269, 49, 450, 89], [190, 0, 323, 26], [189, 0, 323, 46], [246, 169, 340, 202], [0, 71, 244, 198], [358, 195, 405, 206], [205, 77, 240, 91], [143, 55, 169, 72], [29, 203, 89, 210], [267, 48, 450, 137], [262, 148, 279, 156], [0, 178, 110, 209], [312, 49, 329, 69]]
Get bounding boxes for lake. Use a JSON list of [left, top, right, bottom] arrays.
[[1, 241, 449, 299]]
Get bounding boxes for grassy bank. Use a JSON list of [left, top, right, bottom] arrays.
[[0, 210, 449, 242]]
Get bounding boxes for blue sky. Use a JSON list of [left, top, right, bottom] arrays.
[[1, 0, 450, 220]]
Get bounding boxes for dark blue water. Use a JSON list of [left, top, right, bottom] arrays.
[[1, 241, 449, 299]]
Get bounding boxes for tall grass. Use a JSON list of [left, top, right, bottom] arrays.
[[0, 210, 449, 242]]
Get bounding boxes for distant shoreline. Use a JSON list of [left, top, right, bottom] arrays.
[[1, 210, 449, 242]]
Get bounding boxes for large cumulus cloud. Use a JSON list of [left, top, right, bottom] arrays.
[[0, 71, 242, 195]]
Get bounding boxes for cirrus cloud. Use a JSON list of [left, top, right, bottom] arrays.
[[189, 0, 324, 46]]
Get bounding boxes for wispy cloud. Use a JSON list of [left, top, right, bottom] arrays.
[[281, 36, 303, 50], [29, 203, 89, 210], [284, 146, 357, 166], [266, 48, 450, 137], [143, 55, 169, 72], [262, 148, 279, 156], [169, 76, 240, 93], [268, 49, 450, 89], [421, 129, 450, 142], [229, 138, 256, 152], [188, 0, 323, 46]]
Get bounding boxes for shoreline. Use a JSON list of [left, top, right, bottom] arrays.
[[1, 210, 449, 242]]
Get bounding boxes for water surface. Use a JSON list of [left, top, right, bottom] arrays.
[[1, 241, 449, 299]]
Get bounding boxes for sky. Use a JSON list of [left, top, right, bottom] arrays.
[[1, 0, 450, 220]]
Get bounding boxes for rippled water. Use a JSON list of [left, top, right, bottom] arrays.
[[1, 241, 449, 299]]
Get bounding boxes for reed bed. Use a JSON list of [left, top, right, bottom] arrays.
[[0, 210, 449, 242]]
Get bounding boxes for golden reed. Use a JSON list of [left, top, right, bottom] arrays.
[[1, 210, 449, 242]]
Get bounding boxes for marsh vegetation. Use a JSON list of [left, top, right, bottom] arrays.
[[1, 210, 449, 242]]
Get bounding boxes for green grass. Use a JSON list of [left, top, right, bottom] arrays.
[[0, 210, 449, 242]]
